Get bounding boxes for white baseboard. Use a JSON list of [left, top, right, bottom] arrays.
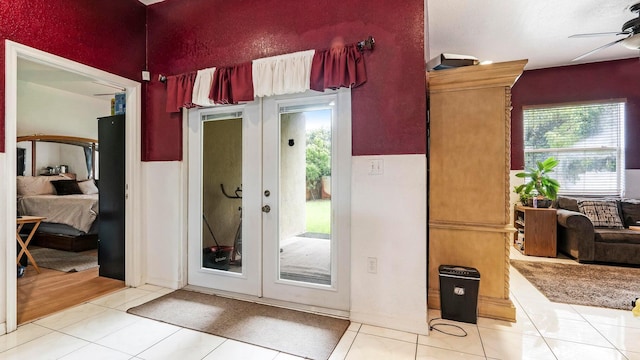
[[0, 322, 6, 335], [144, 277, 182, 290], [349, 310, 428, 335]]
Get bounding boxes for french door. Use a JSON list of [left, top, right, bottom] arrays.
[[187, 90, 351, 311]]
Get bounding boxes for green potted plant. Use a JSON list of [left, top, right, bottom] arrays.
[[514, 157, 560, 208], [514, 187, 533, 207]]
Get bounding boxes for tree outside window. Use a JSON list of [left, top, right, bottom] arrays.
[[523, 101, 624, 196], [306, 128, 331, 199]]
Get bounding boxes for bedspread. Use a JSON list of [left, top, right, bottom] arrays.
[[17, 194, 98, 233]]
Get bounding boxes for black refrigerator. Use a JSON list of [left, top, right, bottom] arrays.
[[98, 114, 125, 280]]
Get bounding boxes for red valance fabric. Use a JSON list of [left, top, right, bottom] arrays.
[[310, 43, 367, 91], [165, 44, 367, 112], [209, 62, 254, 104], [165, 72, 197, 113]]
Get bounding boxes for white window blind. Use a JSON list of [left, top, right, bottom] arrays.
[[523, 101, 625, 196]]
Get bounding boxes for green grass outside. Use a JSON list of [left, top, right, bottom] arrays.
[[306, 199, 331, 234]]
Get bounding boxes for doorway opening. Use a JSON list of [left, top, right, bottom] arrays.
[[4, 41, 143, 332], [186, 90, 351, 314]]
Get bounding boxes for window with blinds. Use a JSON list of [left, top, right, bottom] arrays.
[[523, 101, 625, 196]]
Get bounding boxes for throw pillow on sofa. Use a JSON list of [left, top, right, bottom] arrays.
[[620, 199, 640, 228], [577, 200, 625, 229], [557, 196, 580, 212]]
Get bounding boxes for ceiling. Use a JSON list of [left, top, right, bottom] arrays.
[[138, 0, 164, 5], [17, 58, 122, 100], [427, 0, 640, 70]]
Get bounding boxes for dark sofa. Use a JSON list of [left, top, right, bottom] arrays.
[[556, 196, 640, 265]]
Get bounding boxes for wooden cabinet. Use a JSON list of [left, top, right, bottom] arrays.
[[513, 206, 557, 257], [428, 60, 527, 322]]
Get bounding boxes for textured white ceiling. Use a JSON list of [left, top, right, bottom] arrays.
[[427, 0, 640, 69], [138, 0, 164, 5], [17, 59, 120, 99]]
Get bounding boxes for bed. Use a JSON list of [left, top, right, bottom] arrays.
[[16, 135, 100, 252]]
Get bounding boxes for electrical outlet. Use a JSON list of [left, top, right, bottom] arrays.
[[367, 257, 377, 273]]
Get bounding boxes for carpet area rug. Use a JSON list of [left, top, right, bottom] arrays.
[[511, 259, 640, 310], [29, 248, 98, 273], [127, 289, 349, 360]]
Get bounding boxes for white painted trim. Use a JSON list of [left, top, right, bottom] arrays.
[[182, 89, 351, 312], [4, 41, 19, 333], [4, 40, 143, 332], [350, 309, 428, 335], [178, 109, 189, 289]]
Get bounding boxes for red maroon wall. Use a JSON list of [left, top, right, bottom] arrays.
[[145, 0, 426, 160], [511, 58, 640, 170], [0, 0, 146, 152]]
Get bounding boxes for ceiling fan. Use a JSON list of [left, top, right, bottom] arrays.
[[570, 2, 640, 61]]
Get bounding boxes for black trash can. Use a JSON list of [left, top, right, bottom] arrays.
[[439, 265, 480, 324]]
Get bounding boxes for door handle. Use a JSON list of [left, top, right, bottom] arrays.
[[262, 205, 271, 213]]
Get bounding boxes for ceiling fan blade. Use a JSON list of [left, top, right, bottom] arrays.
[[569, 31, 630, 38], [572, 38, 627, 61]]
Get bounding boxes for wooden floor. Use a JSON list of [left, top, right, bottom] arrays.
[[17, 251, 124, 324]]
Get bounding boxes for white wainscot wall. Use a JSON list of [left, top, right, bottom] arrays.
[[143, 161, 185, 289], [142, 155, 429, 334], [350, 154, 428, 335]]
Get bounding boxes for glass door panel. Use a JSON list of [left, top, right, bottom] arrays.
[[187, 103, 261, 296], [262, 91, 350, 311], [278, 109, 332, 285], [202, 118, 243, 273], [188, 91, 349, 310]]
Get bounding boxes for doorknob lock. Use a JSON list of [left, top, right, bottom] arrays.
[[262, 205, 271, 213]]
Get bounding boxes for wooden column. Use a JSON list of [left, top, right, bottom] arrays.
[[427, 60, 527, 322]]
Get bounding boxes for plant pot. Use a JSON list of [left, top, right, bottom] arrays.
[[527, 198, 552, 208], [537, 199, 552, 208]]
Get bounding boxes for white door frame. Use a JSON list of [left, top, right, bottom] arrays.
[[182, 90, 351, 316], [262, 91, 351, 310], [3, 40, 144, 333], [186, 102, 262, 296]]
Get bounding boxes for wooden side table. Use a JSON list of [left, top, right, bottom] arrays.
[[513, 206, 557, 257], [16, 216, 46, 274]]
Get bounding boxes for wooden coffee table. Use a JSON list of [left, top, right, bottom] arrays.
[[16, 216, 46, 274]]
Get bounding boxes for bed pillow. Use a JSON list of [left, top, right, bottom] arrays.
[[78, 179, 99, 195], [577, 200, 624, 229], [16, 175, 66, 196], [51, 180, 83, 195]]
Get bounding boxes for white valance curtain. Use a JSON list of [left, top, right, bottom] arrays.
[[192, 67, 217, 107], [252, 50, 315, 97]]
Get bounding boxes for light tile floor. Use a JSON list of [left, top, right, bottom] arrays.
[[2, 256, 639, 359]]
